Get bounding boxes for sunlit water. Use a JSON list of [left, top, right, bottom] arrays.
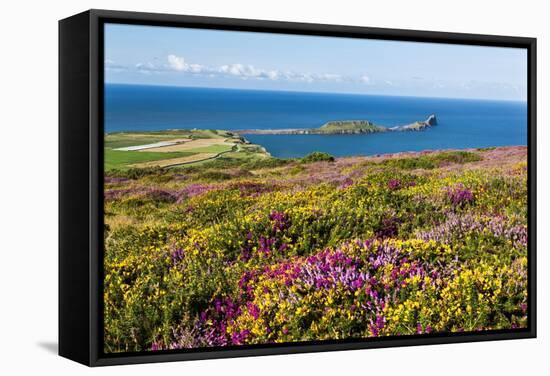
[[105, 84, 527, 158]]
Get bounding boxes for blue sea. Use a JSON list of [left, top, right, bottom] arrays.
[[105, 84, 527, 158]]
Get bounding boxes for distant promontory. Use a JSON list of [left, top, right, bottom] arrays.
[[237, 114, 438, 135]]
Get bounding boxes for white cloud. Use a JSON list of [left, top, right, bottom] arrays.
[[135, 62, 160, 73], [360, 75, 370, 84], [164, 55, 350, 84], [266, 70, 279, 80], [110, 54, 378, 86], [167, 54, 187, 71], [104, 59, 127, 72], [187, 63, 204, 73], [167, 54, 207, 73], [219, 63, 280, 80], [220, 63, 249, 76], [318, 73, 342, 82]]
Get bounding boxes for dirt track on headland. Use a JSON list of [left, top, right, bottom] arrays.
[[142, 138, 234, 152], [131, 153, 219, 168]]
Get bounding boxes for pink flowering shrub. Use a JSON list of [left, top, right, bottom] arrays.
[[103, 147, 528, 353]]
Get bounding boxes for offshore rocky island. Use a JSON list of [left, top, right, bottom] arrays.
[[237, 114, 438, 135]]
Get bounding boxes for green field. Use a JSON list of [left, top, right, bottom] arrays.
[[104, 130, 269, 170], [104, 149, 195, 170], [184, 144, 235, 154]]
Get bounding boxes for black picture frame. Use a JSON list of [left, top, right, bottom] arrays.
[[59, 8, 537, 367]]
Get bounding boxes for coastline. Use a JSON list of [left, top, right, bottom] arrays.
[[104, 126, 526, 170]]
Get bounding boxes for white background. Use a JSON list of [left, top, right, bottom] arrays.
[[0, 0, 547, 374]]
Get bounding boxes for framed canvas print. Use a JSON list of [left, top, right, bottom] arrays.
[[59, 9, 536, 366]]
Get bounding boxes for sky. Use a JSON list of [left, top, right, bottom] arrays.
[[104, 23, 527, 101]]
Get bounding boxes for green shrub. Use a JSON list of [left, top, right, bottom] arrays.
[[369, 151, 481, 170], [301, 152, 335, 163], [243, 157, 292, 170]]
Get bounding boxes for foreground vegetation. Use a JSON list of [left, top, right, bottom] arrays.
[[103, 146, 528, 353]]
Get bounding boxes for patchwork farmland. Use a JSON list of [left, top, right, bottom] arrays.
[[104, 130, 270, 170]]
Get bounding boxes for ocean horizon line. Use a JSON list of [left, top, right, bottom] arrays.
[[104, 82, 527, 104]]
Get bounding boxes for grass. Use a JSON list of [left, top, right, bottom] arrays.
[[104, 149, 195, 170], [185, 144, 235, 154]]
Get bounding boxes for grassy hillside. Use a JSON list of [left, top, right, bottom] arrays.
[[103, 146, 528, 353]]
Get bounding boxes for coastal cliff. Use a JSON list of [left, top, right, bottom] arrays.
[[238, 115, 437, 135]]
